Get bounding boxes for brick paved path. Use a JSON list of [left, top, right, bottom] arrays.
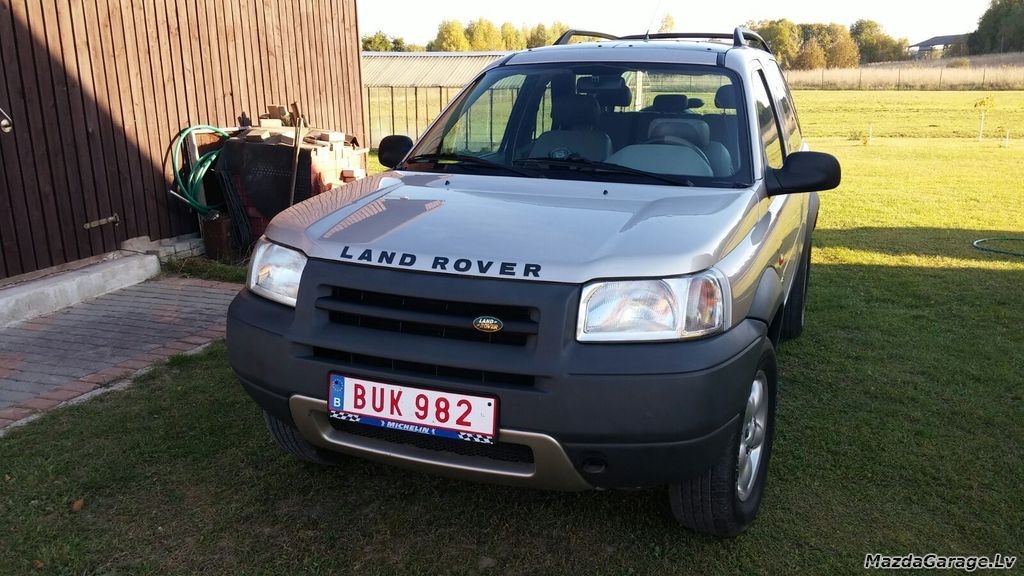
[[0, 277, 239, 430]]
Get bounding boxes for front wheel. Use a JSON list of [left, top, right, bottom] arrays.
[[667, 341, 778, 537], [264, 411, 340, 466]]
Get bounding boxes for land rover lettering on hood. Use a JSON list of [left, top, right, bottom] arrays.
[[227, 27, 840, 538]]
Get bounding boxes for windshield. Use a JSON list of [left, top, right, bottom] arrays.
[[406, 62, 751, 187]]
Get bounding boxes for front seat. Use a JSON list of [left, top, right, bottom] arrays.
[[530, 95, 613, 161], [647, 118, 733, 177], [711, 85, 741, 173]]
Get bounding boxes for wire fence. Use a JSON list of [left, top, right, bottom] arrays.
[[364, 86, 456, 148], [784, 66, 1024, 90]]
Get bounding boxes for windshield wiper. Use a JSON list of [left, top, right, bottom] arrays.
[[401, 153, 541, 178], [514, 156, 695, 187]]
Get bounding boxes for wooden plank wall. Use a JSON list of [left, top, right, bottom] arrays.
[[0, 0, 364, 280]]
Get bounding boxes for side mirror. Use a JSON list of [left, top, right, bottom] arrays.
[[378, 135, 414, 169], [766, 151, 841, 195]]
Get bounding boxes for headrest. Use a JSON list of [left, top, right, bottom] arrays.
[[578, 76, 632, 109], [686, 97, 705, 109], [715, 85, 737, 109], [552, 95, 601, 127], [648, 118, 711, 148], [597, 86, 631, 108], [652, 94, 688, 113]]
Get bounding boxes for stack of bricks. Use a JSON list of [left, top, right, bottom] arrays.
[[243, 125, 369, 194], [308, 132, 368, 193]]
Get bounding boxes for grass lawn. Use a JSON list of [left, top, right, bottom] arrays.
[[162, 256, 248, 284], [367, 149, 386, 175], [794, 91, 1024, 140], [2, 94, 1023, 575]]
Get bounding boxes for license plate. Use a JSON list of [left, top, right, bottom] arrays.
[[328, 374, 498, 444]]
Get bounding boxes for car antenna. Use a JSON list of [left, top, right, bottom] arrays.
[[643, 0, 664, 40]]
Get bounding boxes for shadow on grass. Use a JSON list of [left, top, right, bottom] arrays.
[[813, 227, 1024, 263]]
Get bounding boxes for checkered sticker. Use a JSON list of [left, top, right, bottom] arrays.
[[330, 412, 361, 422], [458, 432, 495, 444]]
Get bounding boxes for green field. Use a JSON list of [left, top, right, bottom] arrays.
[[2, 93, 1023, 575], [795, 90, 1024, 139]]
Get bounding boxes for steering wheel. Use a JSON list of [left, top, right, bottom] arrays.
[[644, 136, 712, 167]]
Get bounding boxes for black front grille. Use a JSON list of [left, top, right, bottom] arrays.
[[313, 347, 535, 387], [329, 417, 534, 463], [317, 286, 537, 346]]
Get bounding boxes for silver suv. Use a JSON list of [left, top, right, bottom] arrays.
[[227, 28, 840, 536]]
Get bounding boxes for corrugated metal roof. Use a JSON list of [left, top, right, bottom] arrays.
[[910, 34, 969, 49], [361, 52, 509, 87]]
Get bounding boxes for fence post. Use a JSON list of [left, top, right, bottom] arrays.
[[982, 68, 987, 89], [366, 86, 373, 148], [820, 68, 824, 89], [414, 87, 420, 138], [897, 68, 901, 91], [859, 68, 862, 90], [939, 68, 943, 89], [390, 86, 396, 137], [404, 87, 410, 137]]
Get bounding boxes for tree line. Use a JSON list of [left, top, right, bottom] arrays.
[[364, 4, 1024, 63], [749, 19, 908, 69], [362, 15, 675, 53], [970, 0, 1024, 54], [361, 16, 900, 70], [362, 20, 574, 53]]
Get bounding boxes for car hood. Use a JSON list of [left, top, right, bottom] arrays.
[[266, 172, 761, 284]]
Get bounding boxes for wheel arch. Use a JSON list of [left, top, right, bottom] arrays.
[[747, 267, 785, 347]]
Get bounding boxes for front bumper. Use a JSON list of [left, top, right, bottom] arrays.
[[228, 262, 767, 489], [289, 394, 591, 490]]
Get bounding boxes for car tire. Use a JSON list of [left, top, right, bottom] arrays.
[[667, 341, 778, 537], [263, 410, 339, 466], [781, 239, 811, 340]]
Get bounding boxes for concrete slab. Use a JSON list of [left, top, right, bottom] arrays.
[[0, 254, 161, 328]]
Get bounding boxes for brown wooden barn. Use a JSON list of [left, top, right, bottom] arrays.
[[0, 0, 364, 281]]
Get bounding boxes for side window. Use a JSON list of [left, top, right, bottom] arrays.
[[764, 61, 801, 154], [750, 70, 784, 169]]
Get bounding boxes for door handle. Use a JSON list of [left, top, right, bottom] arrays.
[[0, 107, 12, 134]]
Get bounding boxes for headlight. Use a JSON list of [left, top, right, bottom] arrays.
[[248, 238, 307, 307], [576, 271, 729, 342]]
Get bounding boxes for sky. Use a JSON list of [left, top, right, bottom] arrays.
[[357, 0, 991, 47]]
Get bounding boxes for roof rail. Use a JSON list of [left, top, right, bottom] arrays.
[[552, 30, 620, 46], [732, 27, 772, 53], [617, 28, 773, 55]]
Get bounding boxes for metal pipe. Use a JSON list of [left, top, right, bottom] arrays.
[[288, 102, 304, 207], [0, 106, 12, 133]]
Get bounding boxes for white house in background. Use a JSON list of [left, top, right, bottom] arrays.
[[909, 34, 969, 58]]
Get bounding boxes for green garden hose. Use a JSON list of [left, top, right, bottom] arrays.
[[171, 124, 233, 215], [973, 237, 1024, 257]]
